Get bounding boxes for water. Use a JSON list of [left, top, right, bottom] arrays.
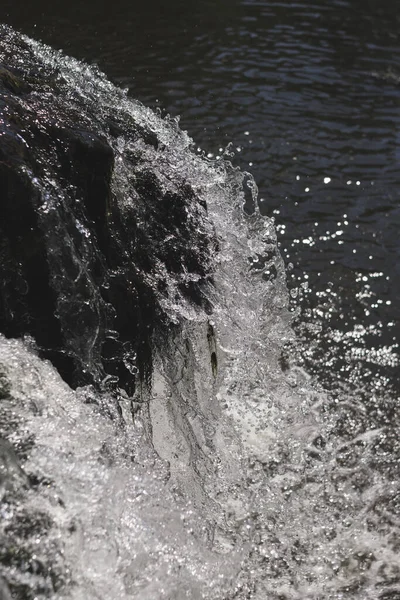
[[0, 4, 399, 599], [3, 0, 400, 394]]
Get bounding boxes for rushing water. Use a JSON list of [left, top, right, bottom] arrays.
[[0, 2, 399, 599], [3, 0, 400, 394]]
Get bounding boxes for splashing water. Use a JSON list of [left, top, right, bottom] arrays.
[[0, 28, 399, 600]]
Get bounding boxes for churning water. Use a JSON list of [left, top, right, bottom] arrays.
[[0, 15, 399, 600]]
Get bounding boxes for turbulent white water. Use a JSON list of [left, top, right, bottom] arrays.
[[0, 32, 399, 600]]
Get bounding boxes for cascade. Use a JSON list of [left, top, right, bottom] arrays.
[[0, 25, 398, 600]]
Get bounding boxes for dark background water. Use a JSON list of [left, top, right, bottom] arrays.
[[3, 0, 400, 394]]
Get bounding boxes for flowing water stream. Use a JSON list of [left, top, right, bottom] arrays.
[[0, 14, 399, 600]]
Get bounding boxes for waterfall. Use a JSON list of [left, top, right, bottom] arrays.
[[0, 25, 398, 600]]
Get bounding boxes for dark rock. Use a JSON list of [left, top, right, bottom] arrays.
[[0, 25, 217, 395]]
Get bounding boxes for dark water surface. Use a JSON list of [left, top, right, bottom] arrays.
[[4, 0, 400, 393]]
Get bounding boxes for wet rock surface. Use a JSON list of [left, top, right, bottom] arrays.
[[0, 24, 216, 394]]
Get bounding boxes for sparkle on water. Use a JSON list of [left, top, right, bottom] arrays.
[[0, 22, 399, 600]]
